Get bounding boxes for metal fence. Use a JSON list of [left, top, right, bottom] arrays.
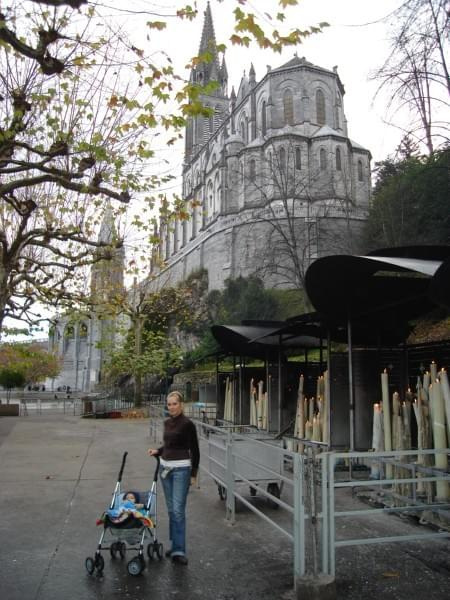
[[148, 413, 450, 589], [320, 448, 450, 577], [19, 396, 143, 417], [20, 398, 84, 416]]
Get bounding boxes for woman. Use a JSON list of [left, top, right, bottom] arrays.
[[148, 390, 200, 565]]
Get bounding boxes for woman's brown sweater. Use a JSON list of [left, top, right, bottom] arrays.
[[158, 414, 200, 477]]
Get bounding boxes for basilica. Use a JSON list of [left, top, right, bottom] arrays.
[[150, 2, 371, 291], [48, 2, 371, 392]]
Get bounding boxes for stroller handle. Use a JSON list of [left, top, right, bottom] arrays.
[[153, 455, 160, 482], [118, 451, 128, 482]]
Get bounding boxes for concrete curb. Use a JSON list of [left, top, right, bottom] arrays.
[[296, 574, 336, 600]]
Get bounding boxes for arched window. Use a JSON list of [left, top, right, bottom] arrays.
[[207, 181, 213, 216], [214, 173, 220, 213], [357, 160, 364, 181], [279, 147, 286, 171], [336, 147, 342, 171], [80, 323, 88, 338], [295, 147, 301, 170], [249, 159, 256, 182], [240, 120, 245, 142], [64, 324, 75, 352], [65, 325, 74, 338], [320, 148, 327, 170], [214, 104, 220, 128], [261, 101, 267, 136], [283, 90, 294, 125], [316, 89, 326, 125]]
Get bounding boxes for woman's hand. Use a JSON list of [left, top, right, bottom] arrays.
[[148, 448, 158, 456], [190, 476, 197, 487]]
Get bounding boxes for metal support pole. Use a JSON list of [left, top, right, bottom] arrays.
[[326, 330, 332, 449], [321, 453, 329, 574], [328, 453, 336, 577], [293, 452, 305, 582], [239, 355, 243, 425], [225, 430, 235, 523], [278, 338, 282, 434], [215, 354, 220, 421], [347, 317, 355, 452], [265, 354, 270, 431]]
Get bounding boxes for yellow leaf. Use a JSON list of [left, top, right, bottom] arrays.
[[147, 21, 166, 30]]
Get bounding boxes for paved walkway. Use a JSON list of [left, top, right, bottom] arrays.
[[0, 415, 449, 600]]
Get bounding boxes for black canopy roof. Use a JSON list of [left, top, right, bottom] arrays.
[[303, 245, 450, 346], [210, 322, 323, 360], [210, 247, 450, 357]]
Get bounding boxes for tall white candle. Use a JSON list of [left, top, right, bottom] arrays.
[[381, 370, 392, 479], [430, 361, 438, 383], [371, 403, 383, 479], [402, 401, 411, 450], [295, 374, 305, 439], [439, 369, 450, 441], [430, 381, 449, 500], [423, 371, 430, 401], [413, 398, 425, 494], [312, 415, 321, 441], [309, 396, 315, 422], [392, 391, 400, 449]]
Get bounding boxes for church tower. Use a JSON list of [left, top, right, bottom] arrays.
[[90, 205, 125, 303], [87, 206, 125, 387], [184, 2, 229, 161]]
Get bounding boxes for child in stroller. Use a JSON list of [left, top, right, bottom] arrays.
[[85, 452, 163, 577], [106, 491, 146, 524]]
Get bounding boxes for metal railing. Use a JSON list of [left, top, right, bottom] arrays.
[[20, 398, 83, 416], [148, 415, 450, 590], [320, 448, 450, 577]]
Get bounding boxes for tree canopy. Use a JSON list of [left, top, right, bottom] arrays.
[[363, 147, 449, 250], [373, 0, 449, 153], [0, 341, 61, 383]]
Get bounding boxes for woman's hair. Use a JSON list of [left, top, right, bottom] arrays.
[[167, 390, 184, 403]]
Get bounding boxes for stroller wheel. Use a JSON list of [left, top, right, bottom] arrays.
[[119, 542, 126, 559], [85, 556, 95, 575], [155, 543, 163, 561], [127, 557, 144, 576], [95, 553, 105, 573], [110, 542, 118, 559], [146, 543, 154, 560]]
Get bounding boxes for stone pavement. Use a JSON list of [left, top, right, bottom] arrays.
[[0, 415, 449, 600]]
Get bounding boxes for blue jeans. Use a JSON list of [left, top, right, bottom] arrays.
[[159, 465, 191, 556]]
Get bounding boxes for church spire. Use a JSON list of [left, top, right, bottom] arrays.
[[191, 1, 221, 89], [90, 205, 124, 299], [199, 2, 216, 57]]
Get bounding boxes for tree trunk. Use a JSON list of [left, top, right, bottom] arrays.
[[134, 316, 143, 407], [0, 266, 8, 336]]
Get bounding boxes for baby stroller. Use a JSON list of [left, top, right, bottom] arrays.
[[85, 452, 163, 577]]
